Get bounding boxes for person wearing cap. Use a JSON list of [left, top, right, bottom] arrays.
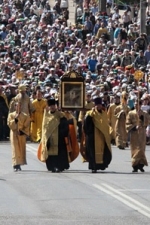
[[83, 97, 112, 173], [126, 99, 149, 172], [38, 98, 70, 172], [7, 101, 30, 172], [107, 94, 120, 145], [9, 84, 35, 115], [134, 34, 147, 52], [134, 50, 148, 70], [30, 90, 47, 143], [114, 91, 130, 150]]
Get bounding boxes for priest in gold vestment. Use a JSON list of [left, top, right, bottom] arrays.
[[107, 94, 120, 144], [30, 90, 47, 142], [126, 100, 149, 172], [9, 84, 35, 115], [40, 98, 69, 172], [7, 102, 30, 172], [83, 97, 112, 173], [114, 91, 130, 150]]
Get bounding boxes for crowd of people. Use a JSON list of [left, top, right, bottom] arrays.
[[0, 0, 150, 173]]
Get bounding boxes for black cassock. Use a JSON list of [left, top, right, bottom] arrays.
[[83, 115, 112, 171], [0, 96, 9, 140], [46, 117, 69, 172]]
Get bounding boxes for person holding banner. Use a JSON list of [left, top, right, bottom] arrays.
[[39, 98, 70, 172], [126, 99, 149, 172]]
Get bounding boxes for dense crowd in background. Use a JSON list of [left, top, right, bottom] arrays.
[[1, 0, 150, 142]]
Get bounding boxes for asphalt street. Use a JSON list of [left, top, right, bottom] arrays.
[[0, 141, 150, 225]]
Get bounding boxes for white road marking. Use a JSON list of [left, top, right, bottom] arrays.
[[93, 183, 150, 218], [27, 144, 150, 217], [117, 189, 150, 192], [102, 183, 150, 212]]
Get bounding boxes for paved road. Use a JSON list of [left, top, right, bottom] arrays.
[[0, 142, 150, 224]]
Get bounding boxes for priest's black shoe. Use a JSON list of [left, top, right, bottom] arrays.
[[51, 168, 60, 173], [139, 164, 145, 172], [13, 165, 18, 172], [55, 168, 60, 173], [132, 166, 138, 172], [132, 169, 138, 172], [92, 170, 97, 173], [118, 145, 125, 150], [17, 165, 21, 171], [51, 168, 56, 173]]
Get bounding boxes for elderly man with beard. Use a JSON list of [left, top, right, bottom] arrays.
[[83, 97, 112, 173], [126, 100, 149, 172], [7, 101, 31, 172], [9, 84, 35, 115], [39, 98, 70, 172], [114, 91, 130, 150], [107, 94, 120, 145]]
